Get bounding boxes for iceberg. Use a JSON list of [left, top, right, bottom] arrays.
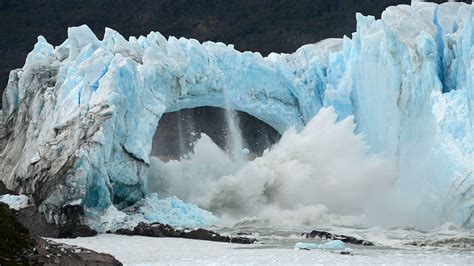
[[0, 2, 472, 228]]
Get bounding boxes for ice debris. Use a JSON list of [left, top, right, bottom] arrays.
[[0, 194, 29, 210]]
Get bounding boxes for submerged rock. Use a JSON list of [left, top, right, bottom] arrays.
[[406, 237, 474, 249], [116, 222, 257, 244], [302, 230, 374, 246]]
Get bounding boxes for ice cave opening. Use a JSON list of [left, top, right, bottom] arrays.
[[147, 106, 282, 215], [151, 106, 281, 161]]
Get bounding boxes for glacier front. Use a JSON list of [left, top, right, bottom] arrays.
[[0, 2, 472, 229]]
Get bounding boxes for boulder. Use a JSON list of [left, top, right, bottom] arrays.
[[302, 230, 374, 246], [0, 202, 121, 265], [116, 222, 257, 244], [15, 204, 97, 238], [0, 181, 16, 196]]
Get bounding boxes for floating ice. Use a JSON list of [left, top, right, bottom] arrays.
[[0, 194, 29, 210], [294, 240, 347, 250]]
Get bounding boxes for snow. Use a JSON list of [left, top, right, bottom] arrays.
[[54, 234, 474, 265], [0, 2, 473, 229], [0, 194, 29, 210]]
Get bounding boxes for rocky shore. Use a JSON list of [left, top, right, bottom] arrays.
[[116, 222, 257, 244], [0, 180, 257, 265], [0, 202, 121, 265], [302, 230, 374, 246]]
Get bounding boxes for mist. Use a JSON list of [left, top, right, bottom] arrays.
[[149, 107, 397, 228]]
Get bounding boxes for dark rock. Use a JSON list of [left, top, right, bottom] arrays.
[[406, 237, 474, 248], [15, 204, 97, 238], [116, 222, 257, 244], [57, 204, 97, 238], [0, 202, 36, 264], [16, 206, 60, 238], [153, 107, 281, 159], [118, 222, 181, 238], [59, 224, 97, 238], [302, 230, 374, 246], [34, 238, 122, 266], [0, 180, 16, 196], [236, 231, 252, 236], [0, 202, 121, 265]]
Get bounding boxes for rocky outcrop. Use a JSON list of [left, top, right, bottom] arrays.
[[0, 202, 36, 264], [116, 222, 257, 244], [16, 204, 97, 238], [0, 181, 97, 238], [0, 180, 16, 196], [406, 237, 474, 248], [302, 230, 374, 246], [0, 202, 121, 265], [32, 238, 123, 266]]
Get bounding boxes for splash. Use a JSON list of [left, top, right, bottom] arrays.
[[149, 107, 396, 227]]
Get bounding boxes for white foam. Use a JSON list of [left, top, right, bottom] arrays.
[[150, 107, 396, 228]]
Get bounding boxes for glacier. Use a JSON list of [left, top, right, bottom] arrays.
[[0, 2, 472, 229]]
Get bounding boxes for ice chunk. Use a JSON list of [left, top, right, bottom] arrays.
[[294, 240, 346, 250], [84, 193, 218, 233], [0, 194, 29, 210]]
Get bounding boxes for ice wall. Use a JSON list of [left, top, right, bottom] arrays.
[[0, 2, 472, 228], [323, 2, 474, 228]]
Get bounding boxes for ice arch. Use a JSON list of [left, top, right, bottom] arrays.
[[0, 25, 327, 221]]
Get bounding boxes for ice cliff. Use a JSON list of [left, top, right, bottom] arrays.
[[0, 2, 472, 229]]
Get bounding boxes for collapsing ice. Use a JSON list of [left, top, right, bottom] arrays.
[[0, 2, 473, 230]]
